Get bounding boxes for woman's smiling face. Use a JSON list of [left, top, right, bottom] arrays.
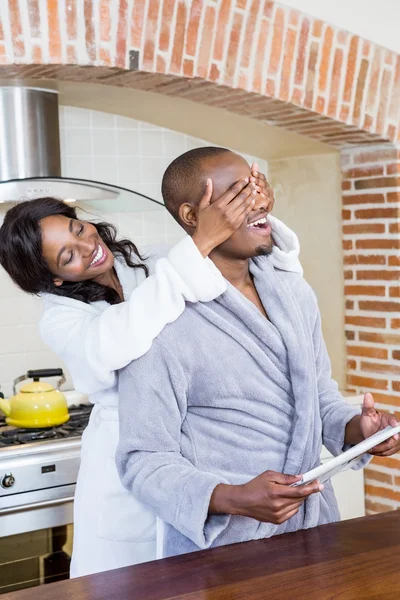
[[40, 214, 114, 286]]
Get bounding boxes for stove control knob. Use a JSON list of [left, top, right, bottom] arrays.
[[1, 473, 15, 489]]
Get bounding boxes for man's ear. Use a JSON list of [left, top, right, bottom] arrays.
[[179, 202, 198, 230], [53, 277, 64, 287]]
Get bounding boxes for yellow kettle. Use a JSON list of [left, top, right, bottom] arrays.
[[0, 369, 70, 428]]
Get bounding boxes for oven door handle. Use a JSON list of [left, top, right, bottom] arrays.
[[0, 496, 74, 515]]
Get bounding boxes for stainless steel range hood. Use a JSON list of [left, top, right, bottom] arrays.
[[0, 87, 119, 204]]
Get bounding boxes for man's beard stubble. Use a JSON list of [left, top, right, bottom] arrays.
[[255, 235, 274, 257]]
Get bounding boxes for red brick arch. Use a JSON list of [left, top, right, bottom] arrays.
[[0, 0, 399, 147], [1, 0, 400, 513]]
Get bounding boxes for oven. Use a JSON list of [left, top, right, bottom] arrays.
[[0, 404, 92, 594]]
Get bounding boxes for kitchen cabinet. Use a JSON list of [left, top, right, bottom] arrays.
[[322, 393, 365, 520], [320, 444, 365, 520]]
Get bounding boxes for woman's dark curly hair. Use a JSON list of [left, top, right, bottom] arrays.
[[0, 197, 148, 305]]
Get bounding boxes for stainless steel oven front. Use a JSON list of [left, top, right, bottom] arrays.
[[0, 438, 81, 594]]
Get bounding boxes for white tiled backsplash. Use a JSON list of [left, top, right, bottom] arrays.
[[0, 107, 267, 398]]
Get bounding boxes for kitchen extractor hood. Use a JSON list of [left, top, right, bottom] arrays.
[[0, 86, 121, 204]]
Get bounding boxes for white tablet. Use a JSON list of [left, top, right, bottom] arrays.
[[293, 424, 400, 486]]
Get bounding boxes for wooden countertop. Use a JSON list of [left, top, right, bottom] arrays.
[[5, 511, 400, 599]]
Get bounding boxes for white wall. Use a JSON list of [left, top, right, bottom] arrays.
[[281, 0, 400, 54], [269, 153, 345, 388], [0, 107, 266, 398]]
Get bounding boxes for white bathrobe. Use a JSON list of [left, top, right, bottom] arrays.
[[39, 217, 302, 578]]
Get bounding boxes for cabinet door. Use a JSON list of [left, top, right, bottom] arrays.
[[320, 451, 366, 520], [332, 468, 365, 520], [320, 396, 365, 520]]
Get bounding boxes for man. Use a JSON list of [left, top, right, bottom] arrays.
[[116, 147, 400, 557]]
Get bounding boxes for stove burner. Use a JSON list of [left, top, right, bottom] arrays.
[[1, 428, 58, 444], [0, 404, 93, 447]]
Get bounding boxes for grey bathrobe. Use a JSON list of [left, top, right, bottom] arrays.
[[116, 258, 366, 557]]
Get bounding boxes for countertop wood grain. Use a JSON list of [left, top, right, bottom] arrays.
[[4, 511, 400, 599]]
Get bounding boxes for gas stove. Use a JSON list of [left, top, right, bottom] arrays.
[[0, 403, 93, 538], [0, 404, 92, 447]]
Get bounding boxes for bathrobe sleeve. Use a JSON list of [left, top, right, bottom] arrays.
[[116, 339, 231, 549], [39, 236, 226, 395], [311, 294, 369, 465]]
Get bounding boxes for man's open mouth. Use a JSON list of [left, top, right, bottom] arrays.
[[247, 217, 268, 230]]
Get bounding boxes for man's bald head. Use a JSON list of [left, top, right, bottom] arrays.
[[162, 147, 248, 222]]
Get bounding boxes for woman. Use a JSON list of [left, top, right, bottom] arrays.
[[0, 169, 302, 577]]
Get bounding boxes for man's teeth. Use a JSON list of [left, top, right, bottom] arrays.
[[90, 245, 104, 266], [248, 217, 267, 228]]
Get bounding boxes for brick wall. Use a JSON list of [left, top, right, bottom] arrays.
[[0, 1, 400, 148], [342, 144, 400, 512], [0, 1, 400, 512]]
